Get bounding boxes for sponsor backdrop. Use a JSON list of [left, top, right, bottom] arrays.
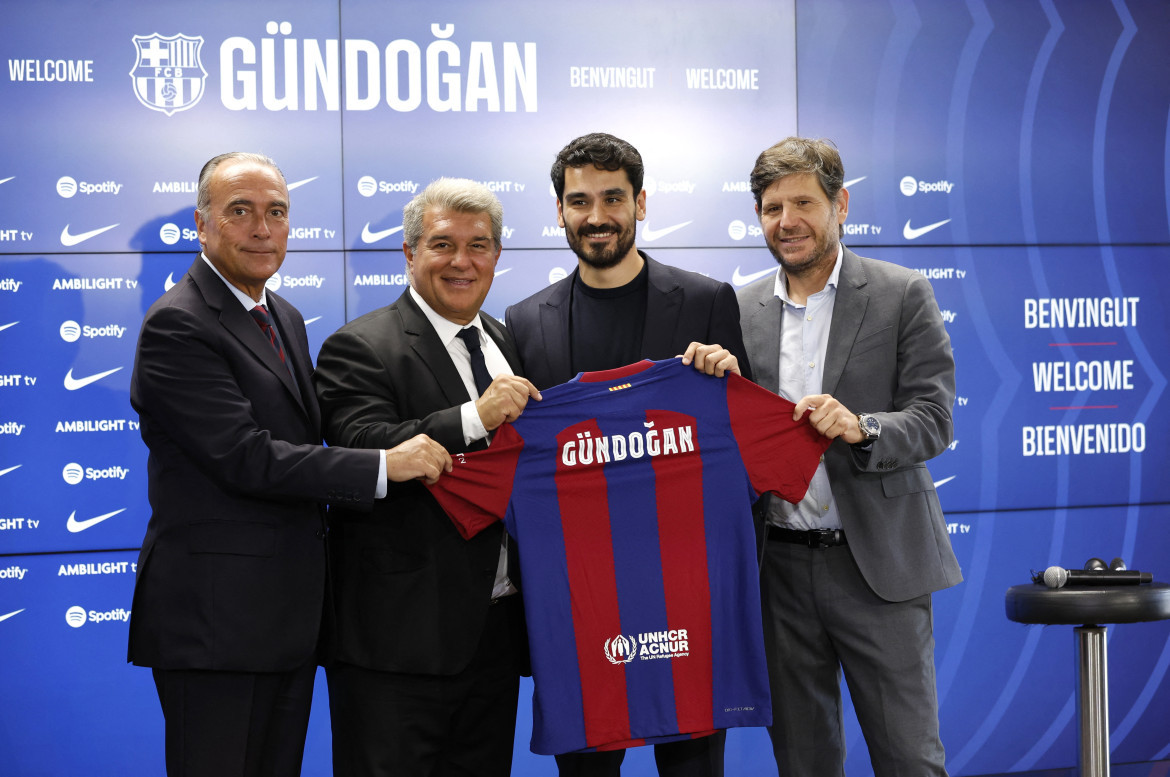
[[1, 0, 1168, 774]]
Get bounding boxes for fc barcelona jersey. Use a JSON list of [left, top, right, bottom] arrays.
[[427, 358, 830, 755]]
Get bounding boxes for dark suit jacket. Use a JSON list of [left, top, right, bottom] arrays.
[[313, 289, 526, 676], [504, 252, 752, 390], [738, 248, 963, 602], [127, 256, 380, 672]]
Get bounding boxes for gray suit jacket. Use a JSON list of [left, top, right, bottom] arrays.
[[738, 248, 962, 602]]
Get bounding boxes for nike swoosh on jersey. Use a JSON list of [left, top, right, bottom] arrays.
[[0, 610, 25, 623], [903, 218, 951, 240], [361, 223, 404, 244], [67, 508, 127, 533], [0, 321, 18, 333], [63, 366, 123, 390], [60, 223, 120, 246], [731, 266, 776, 286], [287, 176, 318, 190], [0, 464, 21, 478], [641, 221, 692, 241]]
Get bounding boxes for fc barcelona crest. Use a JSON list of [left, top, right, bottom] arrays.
[[129, 33, 207, 116]]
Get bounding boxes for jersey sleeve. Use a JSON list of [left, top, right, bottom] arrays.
[[725, 373, 833, 504], [425, 423, 525, 539]]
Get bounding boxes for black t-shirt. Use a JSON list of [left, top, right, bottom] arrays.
[[569, 260, 649, 375]]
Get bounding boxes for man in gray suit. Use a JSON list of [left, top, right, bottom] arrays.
[[737, 137, 961, 777]]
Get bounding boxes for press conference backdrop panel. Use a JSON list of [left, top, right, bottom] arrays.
[[1, 1, 1168, 774]]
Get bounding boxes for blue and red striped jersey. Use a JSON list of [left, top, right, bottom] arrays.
[[428, 358, 830, 755]]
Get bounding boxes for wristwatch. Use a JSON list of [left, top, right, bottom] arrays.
[[856, 413, 881, 442]]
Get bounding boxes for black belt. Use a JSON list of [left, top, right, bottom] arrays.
[[769, 527, 847, 548]]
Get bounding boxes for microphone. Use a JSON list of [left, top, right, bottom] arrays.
[[1042, 565, 1152, 589]]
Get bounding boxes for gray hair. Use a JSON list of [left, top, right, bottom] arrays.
[[402, 178, 504, 251], [195, 152, 286, 219]]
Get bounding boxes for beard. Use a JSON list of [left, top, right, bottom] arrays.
[[765, 228, 838, 278], [565, 220, 637, 270]]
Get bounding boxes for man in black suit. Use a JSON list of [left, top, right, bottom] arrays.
[[313, 177, 542, 777], [504, 133, 749, 777], [128, 152, 451, 777]]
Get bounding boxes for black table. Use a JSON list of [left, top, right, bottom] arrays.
[[1005, 582, 1170, 777]]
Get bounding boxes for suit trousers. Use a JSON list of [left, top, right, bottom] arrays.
[[151, 661, 317, 777], [554, 731, 725, 777], [326, 593, 522, 777], [759, 535, 948, 777]]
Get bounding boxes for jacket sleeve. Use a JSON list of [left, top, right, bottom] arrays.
[[132, 303, 379, 506], [313, 323, 467, 454]]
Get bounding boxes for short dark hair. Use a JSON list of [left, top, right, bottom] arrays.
[[749, 137, 845, 212], [551, 133, 644, 200]]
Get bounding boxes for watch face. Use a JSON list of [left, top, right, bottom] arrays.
[[861, 415, 880, 436]]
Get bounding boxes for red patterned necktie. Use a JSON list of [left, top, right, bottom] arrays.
[[250, 304, 286, 363]]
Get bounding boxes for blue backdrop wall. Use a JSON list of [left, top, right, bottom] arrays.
[[1, 1, 1168, 774]]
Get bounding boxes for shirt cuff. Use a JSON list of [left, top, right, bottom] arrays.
[[375, 450, 387, 499], [461, 400, 489, 446]]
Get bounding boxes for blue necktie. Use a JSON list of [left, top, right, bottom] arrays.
[[456, 326, 493, 396]]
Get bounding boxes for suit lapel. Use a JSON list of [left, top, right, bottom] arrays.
[[538, 276, 574, 383], [640, 255, 684, 358], [822, 248, 868, 396], [742, 279, 783, 393], [481, 314, 523, 376], [396, 290, 475, 407], [189, 258, 308, 416], [266, 293, 315, 423]]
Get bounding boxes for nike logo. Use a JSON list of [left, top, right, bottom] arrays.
[[0, 321, 17, 333], [0, 464, 21, 478], [64, 366, 123, 390], [361, 223, 403, 244], [304, 316, 322, 325], [732, 266, 776, 286], [0, 610, 25, 623], [903, 218, 951, 240], [287, 176, 317, 191], [494, 268, 512, 277], [67, 508, 126, 533], [0, 176, 14, 186], [641, 221, 692, 242], [164, 272, 177, 291], [933, 475, 955, 488], [843, 176, 867, 189], [60, 223, 120, 247]]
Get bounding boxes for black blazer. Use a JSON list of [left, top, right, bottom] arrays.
[[314, 290, 526, 675], [127, 256, 380, 672], [505, 252, 752, 390]]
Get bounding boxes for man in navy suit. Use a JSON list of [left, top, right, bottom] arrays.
[[314, 178, 541, 777], [128, 152, 451, 777], [737, 137, 961, 776], [505, 133, 748, 777]]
